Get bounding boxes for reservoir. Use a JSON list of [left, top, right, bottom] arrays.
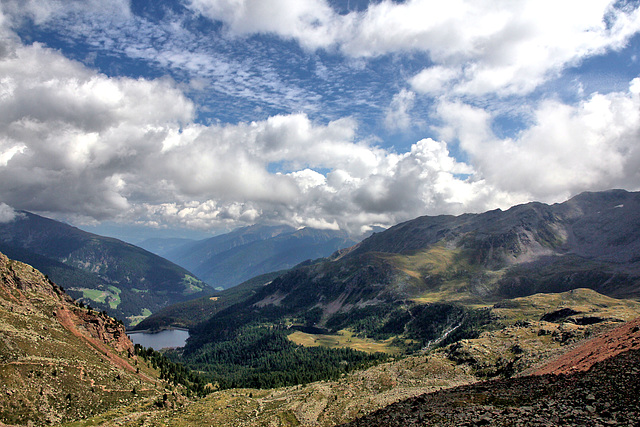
[[127, 328, 189, 350]]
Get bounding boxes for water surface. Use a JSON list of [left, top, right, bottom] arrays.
[[127, 329, 189, 350]]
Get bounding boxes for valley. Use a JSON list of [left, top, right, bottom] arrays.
[[0, 212, 212, 327], [1, 190, 640, 426], [54, 289, 640, 426]]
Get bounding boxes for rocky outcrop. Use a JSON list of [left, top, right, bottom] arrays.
[[344, 318, 640, 427], [0, 251, 69, 302], [0, 251, 133, 355], [345, 350, 640, 426], [533, 316, 640, 376]]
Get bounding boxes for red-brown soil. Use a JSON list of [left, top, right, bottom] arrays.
[[533, 316, 640, 376]]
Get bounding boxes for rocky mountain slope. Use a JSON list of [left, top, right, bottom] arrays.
[[345, 317, 640, 427], [158, 190, 640, 398], [339, 189, 640, 299], [162, 224, 359, 290], [0, 211, 211, 326], [225, 189, 640, 334], [0, 251, 170, 425]]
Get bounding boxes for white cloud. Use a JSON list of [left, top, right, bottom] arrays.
[[0, 0, 131, 26], [0, 202, 21, 223], [188, 0, 640, 96], [384, 89, 416, 131], [436, 78, 640, 202], [187, 0, 339, 49], [409, 66, 460, 95], [354, 0, 640, 96], [2, 2, 639, 236], [0, 42, 194, 219], [0, 37, 493, 232]]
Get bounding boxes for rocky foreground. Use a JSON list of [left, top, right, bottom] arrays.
[[344, 319, 640, 427]]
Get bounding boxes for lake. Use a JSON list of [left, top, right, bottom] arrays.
[[127, 328, 190, 350]]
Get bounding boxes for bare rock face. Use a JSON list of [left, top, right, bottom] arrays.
[[533, 316, 640, 376], [0, 251, 133, 355]]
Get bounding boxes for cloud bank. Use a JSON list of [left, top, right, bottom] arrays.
[[1, 0, 639, 235]]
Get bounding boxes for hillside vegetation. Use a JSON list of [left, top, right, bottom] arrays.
[[65, 288, 640, 426], [0, 211, 211, 326], [0, 253, 159, 423]]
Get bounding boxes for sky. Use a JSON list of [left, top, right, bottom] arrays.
[[0, 0, 639, 241]]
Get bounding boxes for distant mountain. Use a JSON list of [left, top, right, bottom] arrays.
[[137, 237, 197, 257], [0, 211, 211, 326], [133, 270, 286, 331], [337, 189, 640, 299], [248, 189, 640, 320], [163, 224, 360, 289]]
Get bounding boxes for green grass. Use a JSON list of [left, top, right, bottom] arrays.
[[182, 275, 204, 295], [126, 308, 153, 327], [76, 287, 122, 309], [377, 244, 504, 306], [288, 329, 402, 355], [81, 288, 108, 303]]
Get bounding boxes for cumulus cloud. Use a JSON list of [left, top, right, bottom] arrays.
[[354, 0, 640, 96], [384, 89, 416, 131], [2, 1, 640, 236], [436, 78, 640, 202], [188, 0, 640, 96], [187, 0, 339, 49], [0, 202, 21, 223], [0, 41, 194, 219], [409, 66, 460, 96], [0, 36, 492, 233]]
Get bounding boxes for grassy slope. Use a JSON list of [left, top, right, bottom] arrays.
[[0, 255, 174, 425]]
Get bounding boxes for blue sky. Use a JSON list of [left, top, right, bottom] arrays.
[[1, 0, 640, 241]]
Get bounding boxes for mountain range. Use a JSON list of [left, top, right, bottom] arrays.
[[147, 189, 640, 336], [126, 189, 640, 395], [148, 224, 361, 290], [3, 246, 639, 426], [0, 211, 212, 326], [2, 189, 640, 426]]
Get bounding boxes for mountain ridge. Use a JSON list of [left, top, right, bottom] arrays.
[[163, 224, 360, 289], [170, 190, 640, 390], [0, 211, 211, 326]]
